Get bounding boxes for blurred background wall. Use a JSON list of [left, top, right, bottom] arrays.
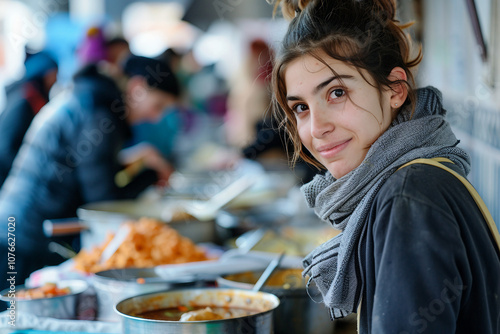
[[417, 0, 500, 226]]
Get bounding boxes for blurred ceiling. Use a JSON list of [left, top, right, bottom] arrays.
[[181, 0, 273, 30], [106, 0, 274, 31], [17, 0, 275, 30], [109, 0, 275, 31]]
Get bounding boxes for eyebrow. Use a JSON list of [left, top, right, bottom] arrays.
[[286, 74, 355, 101]]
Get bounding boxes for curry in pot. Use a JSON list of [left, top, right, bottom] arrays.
[[133, 304, 261, 321]]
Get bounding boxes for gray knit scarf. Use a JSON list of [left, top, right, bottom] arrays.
[[301, 86, 470, 319]]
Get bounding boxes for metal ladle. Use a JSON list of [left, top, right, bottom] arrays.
[[163, 175, 256, 222], [252, 252, 285, 292]]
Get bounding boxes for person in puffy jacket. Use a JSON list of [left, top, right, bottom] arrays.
[[0, 51, 58, 187], [0, 55, 180, 289]]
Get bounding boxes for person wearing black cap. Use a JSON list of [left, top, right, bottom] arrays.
[[0, 55, 180, 289], [0, 50, 58, 187]]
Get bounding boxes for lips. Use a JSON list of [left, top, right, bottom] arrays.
[[316, 139, 351, 159]]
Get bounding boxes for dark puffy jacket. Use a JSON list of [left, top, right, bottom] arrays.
[[0, 65, 156, 288], [0, 79, 50, 187]]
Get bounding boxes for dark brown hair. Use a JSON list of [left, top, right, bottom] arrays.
[[271, 0, 422, 169]]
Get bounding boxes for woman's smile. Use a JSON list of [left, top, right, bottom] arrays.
[[316, 138, 352, 160], [284, 53, 394, 178]]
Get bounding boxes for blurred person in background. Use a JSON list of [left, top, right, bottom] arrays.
[[128, 48, 184, 164], [0, 50, 58, 187], [133, 48, 224, 170], [223, 39, 317, 183], [77, 26, 131, 76], [76, 26, 107, 66], [104, 36, 131, 76], [0, 55, 180, 290], [226, 39, 274, 150]]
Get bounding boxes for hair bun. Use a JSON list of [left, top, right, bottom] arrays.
[[369, 0, 397, 21], [273, 0, 314, 20], [297, 0, 314, 12], [275, 0, 397, 22]]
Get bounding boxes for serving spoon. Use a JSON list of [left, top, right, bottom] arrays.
[[163, 175, 256, 222], [252, 252, 285, 292]]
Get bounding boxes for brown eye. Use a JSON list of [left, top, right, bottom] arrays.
[[330, 89, 345, 99], [292, 103, 308, 114]]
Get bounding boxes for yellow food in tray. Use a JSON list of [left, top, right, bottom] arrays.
[[224, 268, 307, 289], [73, 218, 208, 273], [229, 227, 341, 257]]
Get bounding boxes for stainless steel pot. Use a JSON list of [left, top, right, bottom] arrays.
[[77, 199, 216, 249], [0, 280, 88, 320], [93, 267, 206, 322], [115, 288, 280, 334], [217, 269, 336, 334], [43, 198, 214, 251], [44, 199, 216, 250]]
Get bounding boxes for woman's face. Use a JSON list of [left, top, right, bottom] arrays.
[[284, 53, 394, 179]]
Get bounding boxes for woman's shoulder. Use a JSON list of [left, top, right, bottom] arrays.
[[367, 161, 486, 252], [372, 161, 474, 221], [381, 161, 465, 196]]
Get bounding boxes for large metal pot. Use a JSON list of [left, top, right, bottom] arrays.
[[43, 199, 216, 250], [93, 267, 206, 322], [115, 288, 280, 334], [217, 269, 336, 334], [76, 199, 216, 249]]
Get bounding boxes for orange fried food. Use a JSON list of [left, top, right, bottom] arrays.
[[73, 218, 208, 273], [16, 283, 71, 299]]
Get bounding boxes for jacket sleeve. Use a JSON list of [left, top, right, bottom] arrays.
[[369, 194, 468, 333], [0, 99, 34, 183], [74, 109, 157, 202]]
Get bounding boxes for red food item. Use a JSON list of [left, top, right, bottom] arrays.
[[177, 305, 189, 312], [15, 283, 71, 299]]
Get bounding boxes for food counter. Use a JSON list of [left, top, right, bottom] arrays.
[[0, 172, 355, 334]]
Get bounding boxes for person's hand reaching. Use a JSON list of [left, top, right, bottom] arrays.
[[118, 142, 174, 186]]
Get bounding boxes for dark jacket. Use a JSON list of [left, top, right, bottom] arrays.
[[0, 79, 50, 187], [359, 162, 500, 333], [0, 65, 156, 288]]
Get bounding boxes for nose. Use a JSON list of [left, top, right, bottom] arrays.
[[309, 103, 334, 138]]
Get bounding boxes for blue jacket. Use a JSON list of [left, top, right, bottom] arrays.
[[359, 161, 500, 333], [0, 65, 156, 288]]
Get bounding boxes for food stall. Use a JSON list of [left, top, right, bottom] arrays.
[[2, 0, 496, 333], [0, 168, 354, 334]]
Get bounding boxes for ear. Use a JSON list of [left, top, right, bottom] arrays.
[[387, 67, 408, 109]]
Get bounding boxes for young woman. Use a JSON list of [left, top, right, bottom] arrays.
[[272, 0, 500, 332]]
